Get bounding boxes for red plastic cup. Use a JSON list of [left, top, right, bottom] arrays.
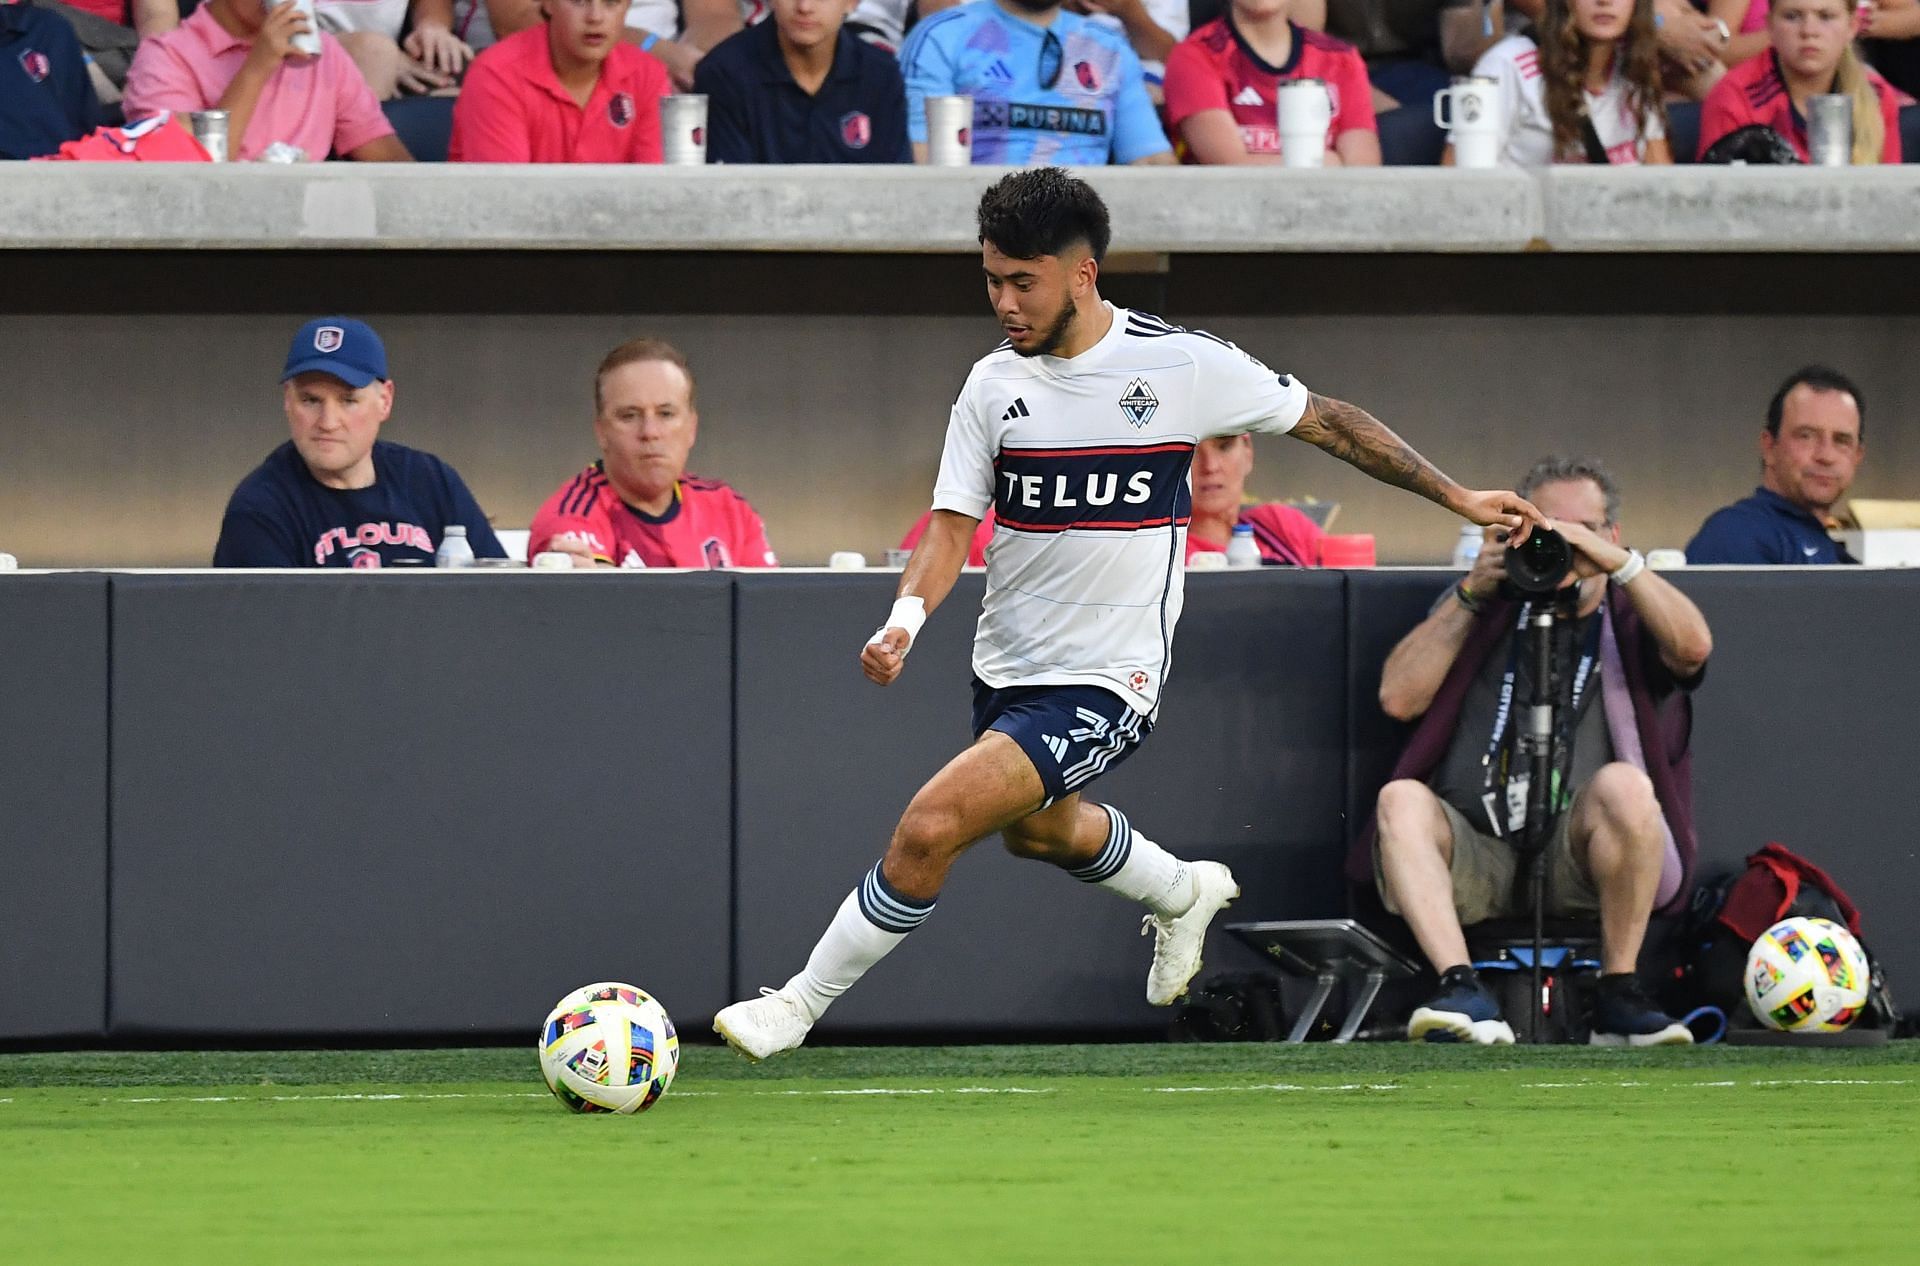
[[1318, 534, 1377, 568]]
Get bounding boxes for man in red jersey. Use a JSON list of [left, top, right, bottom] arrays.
[[528, 338, 777, 569], [1163, 0, 1379, 165], [448, 0, 670, 161]]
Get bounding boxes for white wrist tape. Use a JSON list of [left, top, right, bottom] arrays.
[[869, 596, 927, 651], [1609, 549, 1647, 587]]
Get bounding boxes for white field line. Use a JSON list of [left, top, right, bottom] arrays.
[[1149, 1083, 1400, 1094], [0, 1085, 1056, 1108], [1521, 1077, 1912, 1090]]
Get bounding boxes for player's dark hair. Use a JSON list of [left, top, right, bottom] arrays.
[[596, 338, 695, 412], [976, 168, 1111, 263], [1766, 367, 1864, 441]]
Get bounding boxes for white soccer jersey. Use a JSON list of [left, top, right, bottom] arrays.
[[1474, 35, 1665, 167], [932, 305, 1309, 716]]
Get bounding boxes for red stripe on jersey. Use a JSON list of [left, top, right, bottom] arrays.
[[997, 443, 1197, 459], [997, 514, 1192, 533]]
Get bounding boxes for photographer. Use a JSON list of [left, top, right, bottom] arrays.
[[1366, 457, 1712, 1046]]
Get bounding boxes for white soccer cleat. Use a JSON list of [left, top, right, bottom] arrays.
[[1143, 861, 1239, 1006], [713, 988, 814, 1062]]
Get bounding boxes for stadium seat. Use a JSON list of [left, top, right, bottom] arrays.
[[383, 96, 456, 164], [1903, 104, 1920, 163], [1377, 102, 1446, 166], [1667, 99, 1700, 165]]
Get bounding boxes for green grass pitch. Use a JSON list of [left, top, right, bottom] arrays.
[[3, 1042, 1917, 1264]]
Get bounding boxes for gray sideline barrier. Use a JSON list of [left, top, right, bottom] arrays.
[[2, 568, 1914, 1042], [104, 574, 734, 1038], [0, 575, 109, 1041]]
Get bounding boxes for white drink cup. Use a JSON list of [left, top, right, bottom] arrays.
[[661, 94, 708, 166], [1277, 79, 1331, 168], [1435, 76, 1502, 169], [284, 0, 323, 58], [828, 551, 868, 571], [925, 95, 974, 167]]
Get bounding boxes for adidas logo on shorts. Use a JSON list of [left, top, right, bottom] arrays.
[[1042, 734, 1069, 762]]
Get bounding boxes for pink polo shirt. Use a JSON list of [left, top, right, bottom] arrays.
[[448, 24, 668, 163], [122, 8, 394, 161]]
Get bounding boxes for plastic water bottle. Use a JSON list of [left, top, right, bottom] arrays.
[[1451, 525, 1482, 570], [1226, 523, 1262, 569], [435, 525, 475, 569]]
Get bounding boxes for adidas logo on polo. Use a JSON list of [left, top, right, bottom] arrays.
[[1233, 86, 1264, 107], [1001, 398, 1030, 422]]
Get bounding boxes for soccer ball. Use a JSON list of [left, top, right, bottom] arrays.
[[1744, 917, 1871, 1033], [538, 982, 680, 1114]]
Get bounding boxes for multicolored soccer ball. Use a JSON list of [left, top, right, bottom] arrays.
[[1744, 917, 1871, 1033], [538, 982, 680, 1114]]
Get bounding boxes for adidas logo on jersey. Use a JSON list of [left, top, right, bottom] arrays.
[[985, 59, 1015, 83], [1042, 734, 1070, 763], [1001, 397, 1030, 422], [1232, 86, 1264, 107]]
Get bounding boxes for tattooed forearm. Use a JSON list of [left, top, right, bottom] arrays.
[[1291, 393, 1462, 510]]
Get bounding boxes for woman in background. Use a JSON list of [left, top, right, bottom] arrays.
[[1697, 0, 1903, 161]]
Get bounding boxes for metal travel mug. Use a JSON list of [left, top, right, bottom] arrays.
[[1808, 94, 1853, 166], [925, 95, 974, 167], [1436, 75, 1501, 169], [661, 94, 708, 166], [1277, 78, 1332, 168], [285, 0, 323, 58], [187, 110, 229, 162]]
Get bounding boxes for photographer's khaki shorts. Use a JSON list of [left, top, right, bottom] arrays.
[[1376, 799, 1601, 926]]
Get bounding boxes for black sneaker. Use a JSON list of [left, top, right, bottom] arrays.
[[1588, 974, 1694, 1047], [1409, 966, 1515, 1045]]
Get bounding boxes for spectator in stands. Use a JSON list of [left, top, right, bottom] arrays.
[[215, 318, 505, 568], [1455, 0, 1671, 165], [2, 0, 99, 158], [924, 0, 1195, 85], [1696, 0, 1904, 162], [899, 0, 1174, 164], [314, 0, 473, 101], [528, 338, 778, 569], [26, 0, 176, 104], [1324, 0, 1458, 113], [1163, 0, 1381, 165], [693, 0, 910, 162], [1500, 0, 1730, 100], [1185, 434, 1324, 565], [449, 0, 671, 161], [123, 0, 411, 160], [1365, 456, 1711, 1046], [461, 0, 742, 87], [1686, 367, 1865, 565]]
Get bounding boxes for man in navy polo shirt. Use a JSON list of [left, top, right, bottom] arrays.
[[1687, 367, 1865, 566], [692, 0, 908, 163], [214, 317, 506, 569], [1, 0, 98, 160]]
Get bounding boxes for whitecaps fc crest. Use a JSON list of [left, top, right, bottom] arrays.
[[313, 325, 345, 353], [1119, 378, 1158, 428]]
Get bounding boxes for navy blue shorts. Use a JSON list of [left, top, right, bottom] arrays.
[[970, 678, 1151, 806]]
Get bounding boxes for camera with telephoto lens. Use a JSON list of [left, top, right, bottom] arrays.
[[1501, 527, 1574, 597]]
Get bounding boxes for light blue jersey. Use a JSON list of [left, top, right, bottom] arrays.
[[901, 1, 1171, 166]]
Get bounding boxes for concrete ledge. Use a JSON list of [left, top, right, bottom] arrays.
[[3, 162, 1918, 253]]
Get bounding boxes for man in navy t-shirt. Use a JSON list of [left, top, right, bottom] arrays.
[[213, 317, 506, 569], [1687, 367, 1865, 566], [693, 0, 909, 164], [1, 1, 98, 160]]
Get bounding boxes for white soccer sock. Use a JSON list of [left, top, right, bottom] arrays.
[[1067, 805, 1197, 919], [784, 861, 936, 1023]]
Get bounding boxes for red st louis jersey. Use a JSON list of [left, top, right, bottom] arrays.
[[1163, 18, 1375, 160], [1184, 503, 1322, 566], [1697, 51, 1903, 164], [528, 463, 777, 569]]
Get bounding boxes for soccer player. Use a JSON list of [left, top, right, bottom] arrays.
[[711, 168, 1546, 1061], [526, 337, 778, 569]]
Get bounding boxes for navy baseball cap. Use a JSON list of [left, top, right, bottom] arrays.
[[281, 317, 388, 388]]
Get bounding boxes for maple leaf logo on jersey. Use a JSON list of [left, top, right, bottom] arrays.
[[608, 93, 635, 129], [1074, 61, 1101, 92], [1233, 86, 1264, 108], [1118, 379, 1158, 429]]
